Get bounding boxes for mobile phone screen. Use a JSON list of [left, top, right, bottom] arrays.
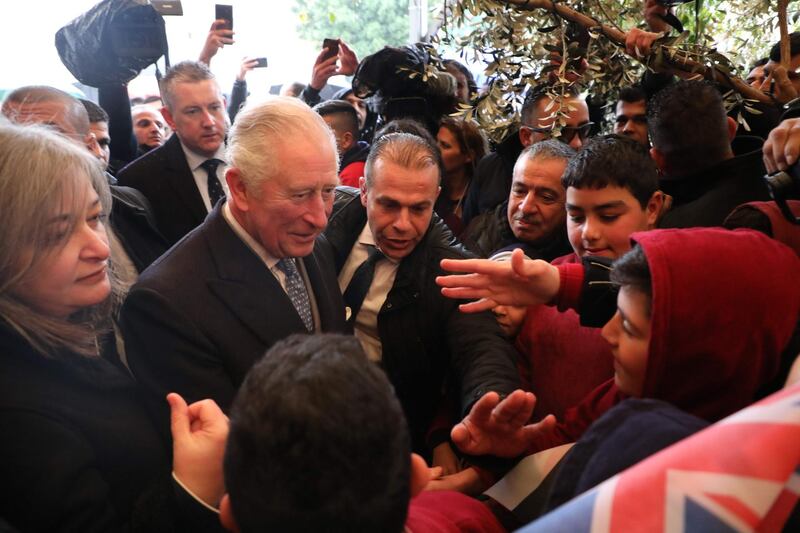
[[215, 4, 233, 31], [322, 38, 339, 61]]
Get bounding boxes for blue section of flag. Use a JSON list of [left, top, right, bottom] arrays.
[[684, 497, 739, 533], [516, 487, 597, 533]]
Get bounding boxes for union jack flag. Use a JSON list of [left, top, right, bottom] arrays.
[[519, 384, 800, 532]]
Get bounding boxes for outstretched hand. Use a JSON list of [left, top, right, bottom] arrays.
[[168, 393, 229, 507], [625, 27, 664, 59], [451, 390, 556, 458], [436, 248, 560, 313]]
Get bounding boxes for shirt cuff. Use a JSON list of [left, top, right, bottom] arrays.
[[172, 472, 220, 514]]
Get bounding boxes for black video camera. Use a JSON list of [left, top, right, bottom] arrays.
[[764, 167, 800, 224]]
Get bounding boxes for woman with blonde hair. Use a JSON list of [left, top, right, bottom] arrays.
[[0, 123, 226, 532]]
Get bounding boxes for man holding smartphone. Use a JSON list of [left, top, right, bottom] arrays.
[[300, 39, 359, 108]]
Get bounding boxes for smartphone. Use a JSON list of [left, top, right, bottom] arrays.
[[215, 4, 233, 31], [322, 38, 339, 61], [254, 57, 268, 68]]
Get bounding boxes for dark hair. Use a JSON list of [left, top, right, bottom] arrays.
[[561, 134, 658, 208], [313, 99, 359, 137], [224, 334, 411, 533], [521, 83, 580, 125], [79, 99, 109, 124], [769, 32, 800, 62], [438, 117, 488, 178], [442, 59, 478, 96], [374, 118, 436, 146], [647, 80, 730, 175], [749, 57, 769, 71], [373, 119, 444, 179], [618, 85, 646, 104], [610, 244, 652, 316], [365, 132, 441, 187]]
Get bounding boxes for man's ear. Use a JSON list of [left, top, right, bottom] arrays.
[[726, 115, 738, 142], [84, 132, 103, 160], [342, 131, 355, 151], [161, 106, 178, 132], [518, 126, 533, 148], [409, 453, 431, 498], [359, 176, 368, 207], [219, 494, 240, 532], [226, 167, 250, 212], [645, 190, 666, 229], [650, 146, 667, 174]]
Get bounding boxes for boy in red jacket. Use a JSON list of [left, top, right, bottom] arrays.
[[507, 135, 665, 419], [449, 228, 800, 459]]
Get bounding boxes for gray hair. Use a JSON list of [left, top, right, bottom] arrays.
[[363, 132, 441, 188], [1, 85, 91, 136], [160, 61, 218, 111], [515, 139, 576, 174], [226, 96, 338, 194], [0, 123, 116, 358]]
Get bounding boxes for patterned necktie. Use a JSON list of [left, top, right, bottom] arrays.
[[276, 258, 313, 332], [201, 159, 225, 208], [343, 246, 384, 325]]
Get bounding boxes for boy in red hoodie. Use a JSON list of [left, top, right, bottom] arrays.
[[448, 228, 800, 459], [509, 135, 665, 419]]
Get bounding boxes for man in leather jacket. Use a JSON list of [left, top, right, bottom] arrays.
[[323, 132, 520, 457]]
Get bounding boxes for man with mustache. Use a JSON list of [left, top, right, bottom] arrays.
[[462, 140, 574, 260]]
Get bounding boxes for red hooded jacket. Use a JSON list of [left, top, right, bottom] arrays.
[[527, 228, 800, 453]]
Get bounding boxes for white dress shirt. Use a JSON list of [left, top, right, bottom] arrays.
[[180, 141, 229, 212], [338, 223, 399, 362]]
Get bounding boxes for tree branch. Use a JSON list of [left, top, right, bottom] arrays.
[[779, 0, 791, 68], [501, 0, 772, 104]]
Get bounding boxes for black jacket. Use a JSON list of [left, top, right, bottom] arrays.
[[659, 136, 771, 228], [121, 203, 348, 441], [323, 188, 521, 452], [117, 135, 209, 247], [339, 140, 370, 171], [461, 201, 572, 261], [109, 185, 169, 273], [0, 324, 221, 533], [462, 132, 524, 226]]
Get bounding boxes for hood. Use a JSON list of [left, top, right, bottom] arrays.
[[331, 87, 354, 101], [633, 227, 800, 421]]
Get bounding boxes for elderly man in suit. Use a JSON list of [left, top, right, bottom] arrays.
[[120, 96, 348, 438], [118, 61, 229, 247]]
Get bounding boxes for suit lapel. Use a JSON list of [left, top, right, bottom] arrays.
[[302, 238, 346, 330], [163, 136, 209, 225], [202, 206, 307, 345]]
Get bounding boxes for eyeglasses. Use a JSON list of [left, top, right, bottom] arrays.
[[522, 122, 594, 144]]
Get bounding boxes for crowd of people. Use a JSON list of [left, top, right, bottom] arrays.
[[1, 0, 800, 531]]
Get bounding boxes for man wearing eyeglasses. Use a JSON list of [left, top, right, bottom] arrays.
[[518, 86, 592, 150], [614, 86, 649, 147], [462, 84, 591, 225]]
